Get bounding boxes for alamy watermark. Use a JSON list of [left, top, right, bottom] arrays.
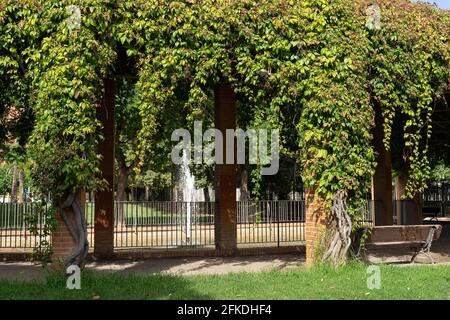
[[66, 265, 81, 290], [171, 121, 280, 175], [366, 265, 381, 290]]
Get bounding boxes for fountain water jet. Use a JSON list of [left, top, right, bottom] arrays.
[[180, 150, 196, 244]]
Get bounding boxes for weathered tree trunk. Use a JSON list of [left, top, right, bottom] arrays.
[[18, 168, 25, 203], [58, 191, 89, 269], [203, 187, 210, 202], [322, 191, 352, 266], [240, 166, 249, 201], [116, 162, 128, 226], [240, 166, 249, 222], [10, 165, 18, 203], [144, 187, 151, 201]]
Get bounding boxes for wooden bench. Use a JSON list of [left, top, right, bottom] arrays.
[[364, 225, 442, 264]]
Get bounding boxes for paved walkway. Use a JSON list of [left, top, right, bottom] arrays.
[[366, 238, 450, 264], [0, 262, 45, 281], [1, 238, 449, 282]]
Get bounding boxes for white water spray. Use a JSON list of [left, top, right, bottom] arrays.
[[180, 150, 196, 244]]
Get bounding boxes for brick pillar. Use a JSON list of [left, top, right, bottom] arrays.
[[94, 78, 115, 259], [305, 190, 328, 266], [395, 173, 422, 225], [52, 192, 86, 263], [372, 101, 393, 225], [214, 83, 237, 253]]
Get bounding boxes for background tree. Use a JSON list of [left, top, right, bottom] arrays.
[[114, 78, 140, 223], [430, 161, 450, 183], [0, 162, 12, 202]]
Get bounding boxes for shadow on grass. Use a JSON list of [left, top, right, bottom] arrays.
[[2, 261, 450, 300], [0, 268, 213, 300]]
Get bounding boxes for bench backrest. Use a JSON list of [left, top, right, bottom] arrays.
[[368, 225, 442, 243]]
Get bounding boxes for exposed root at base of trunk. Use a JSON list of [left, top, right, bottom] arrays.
[[321, 190, 352, 266], [58, 193, 89, 270]]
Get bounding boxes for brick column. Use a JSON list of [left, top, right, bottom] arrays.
[[52, 192, 86, 264], [395, 173, 422, 225], [372, 101, 393, 225], [305, 190, 328, 266], [94, 78, 115, 259], [214, 83, 237, 253]]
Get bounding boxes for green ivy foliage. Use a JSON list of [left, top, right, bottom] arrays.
[[0, 0, 448, 223], [430, 161, 450, 182], [365, 0, 449, 197], [0, 1, 34, 152], [6, 0, 116, 203], [124, 0, 379, 212]]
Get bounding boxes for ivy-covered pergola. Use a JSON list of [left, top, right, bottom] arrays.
[[0, 0, 448, 267]]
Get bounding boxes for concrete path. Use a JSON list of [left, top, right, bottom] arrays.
[[0, 262, 45, 281], [1, 238, 449, 282], [366, 238, 450, 264]]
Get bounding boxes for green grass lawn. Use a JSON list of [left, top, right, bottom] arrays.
[[0, 203, 210, 228], [1, 263, 450, 300]]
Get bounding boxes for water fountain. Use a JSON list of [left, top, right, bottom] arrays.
[[180, 150, 196, 244]]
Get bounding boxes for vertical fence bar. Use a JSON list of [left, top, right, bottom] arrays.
[[1, 203, 3, 248], [277, 202, 280, 247]]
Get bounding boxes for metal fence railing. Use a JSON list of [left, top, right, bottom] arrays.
[[0, 202, 49, 249], [84, 202, 95, 247], [354, 200, 375, 227], [423, 184, 450, 202], [237, 200, 305, 245], [0, 199, 387, 251], [87, 201, 307, 249], [113, 201, 215, 248]]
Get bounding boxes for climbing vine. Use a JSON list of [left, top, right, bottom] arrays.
[[363, 0, 449, 197]]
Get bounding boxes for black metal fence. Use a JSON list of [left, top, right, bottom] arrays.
[[86, 200, 307, 249], [0, 199, 416, 251], [0, 202, 48, 248], [237, 200, 305, 245], [112, 201, 215, 248], [423, 183, 450, 217], [3, 195, 448, 252], [356, 200, 375, 226], [1, 200, 308, 250]]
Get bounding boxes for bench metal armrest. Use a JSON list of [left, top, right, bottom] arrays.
[[411, 226, 438, 264]]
